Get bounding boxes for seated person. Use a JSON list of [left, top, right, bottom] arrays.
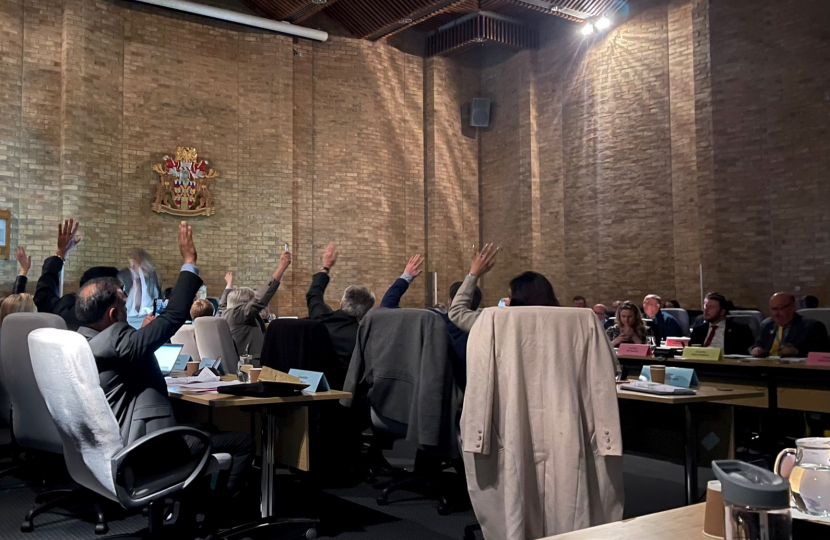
[[664, 299, 681, 309], [572, 295, 587, 308], [642, 294, 683, 341], [449, 244, 560, 333], [380, 253, 482, 389], [0, 293, 36, 326], [75, 222, 252, 494], [11, 246, 31, 294], [306, 243, 375, 369], [752, 292, 830, 358], [190, 298, 214, 320], [218, 252, 291, 358], [606, 302, 647, 347], [592, 304, 613, 329], [35, 218, 120, 331], [799, 295, 819, 310], [690, 292, 754, 354]]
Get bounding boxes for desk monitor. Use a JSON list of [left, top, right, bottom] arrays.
[[154, 344, 184, 375]]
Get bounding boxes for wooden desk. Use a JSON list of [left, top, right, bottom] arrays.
[[168, 386, 350, 523], [618, 385, 763, 506], [541, 504, 704, 540]]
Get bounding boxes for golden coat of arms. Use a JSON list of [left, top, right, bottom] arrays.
[[152, 147, 218, 216]]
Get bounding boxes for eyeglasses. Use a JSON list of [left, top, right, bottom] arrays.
[[770, 302, 794, 313]]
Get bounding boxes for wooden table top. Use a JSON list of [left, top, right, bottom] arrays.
[[617, 384, 765, 405], [617, 354, 830, 371], [541, 504, 704, 540], [168, 387, 351, 408]]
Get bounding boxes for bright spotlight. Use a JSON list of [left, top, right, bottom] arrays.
[[595, 16, 611, 30], [580, 23, 595, 36]]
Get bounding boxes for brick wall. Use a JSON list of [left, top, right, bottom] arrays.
[[0, 1, 426, 316], [474, 0, 830, 310]]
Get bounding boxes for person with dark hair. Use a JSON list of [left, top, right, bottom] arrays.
[[34, 218, 120, 331], [664, 299, 681, 309], [76, 222, 252, 495], [799, 295, 820, 310], [690, 292, 754, 354], [752, 292, 830, 358], [572, 295, 587, 308], [449, 244, 560, 333]]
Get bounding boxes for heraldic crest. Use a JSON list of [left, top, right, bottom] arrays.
[[152, 147, 218, 217]]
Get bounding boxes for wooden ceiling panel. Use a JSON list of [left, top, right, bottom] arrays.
[[239, 0, 342, 23]]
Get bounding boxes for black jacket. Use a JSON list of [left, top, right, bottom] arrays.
[[11, 275, 27, 294], [260, 318, 344, 390], [306, 272, 360, 367], [690, 319, 755, 355], [34, 256, 81, 331], [755, 313, 830, 357], [79, 270, 203, 445]]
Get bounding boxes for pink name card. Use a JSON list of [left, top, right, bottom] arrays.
[[666, 337, 691, 348], [807, 352, 830, 366], [618, 344, 652, 357]]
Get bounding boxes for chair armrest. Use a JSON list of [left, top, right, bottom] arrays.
[[110, 426, 212, 509]]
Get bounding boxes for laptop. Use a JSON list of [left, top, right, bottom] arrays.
[[154, 344, 185, 376]]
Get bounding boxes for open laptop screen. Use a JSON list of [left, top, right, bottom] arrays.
[[154, 344, 184, 375]]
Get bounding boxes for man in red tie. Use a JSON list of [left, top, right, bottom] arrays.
[[690, 292, 755, 355]]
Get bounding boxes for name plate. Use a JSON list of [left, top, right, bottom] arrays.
[[640, 366, 699, 388], [665, 337, 690, 348], [682, 347, 723, 361], [807, 352, 830, 366], [288, 369, 330, 393], [618, 343, 653, 357]]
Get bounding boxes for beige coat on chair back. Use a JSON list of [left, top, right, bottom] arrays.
[[462, 306, 624, 540]]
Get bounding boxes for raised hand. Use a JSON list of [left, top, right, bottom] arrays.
[[274, 251, 292, 281], [404, 254, 425, 279], [322, 243, 339, 270], [178, 221, 197, 265], [469, 243, 499, 278], [225, 271, 234, 288], [15, 246, 31, 276], [56, 218, 82, 259]]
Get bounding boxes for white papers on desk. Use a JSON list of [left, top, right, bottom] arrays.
[[166, 369, 219, 385], [178, 381, 241, 390], [725, 354, 764, 361]]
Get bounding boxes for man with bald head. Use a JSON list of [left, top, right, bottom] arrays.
[[751, 292, 830, 357], [592, 304, 613, 329]]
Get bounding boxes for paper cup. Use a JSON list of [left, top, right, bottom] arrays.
[[186, 362, 199, 376], [651, 365, 666, 384], [249, 368, 262, 383], [703, 480, 724, 539]]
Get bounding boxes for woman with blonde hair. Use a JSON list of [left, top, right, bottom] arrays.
[[0, 293, 36, 326], [606, 301, 647, 347]]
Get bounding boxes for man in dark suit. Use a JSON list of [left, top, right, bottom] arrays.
[[592, 304, 614, 330], [34, 218, 120, 331], [690, 292, 755, 355], [752, 292, 830, 358], [75, 222, 251, 494], [306, 243, 375, 372], [643, 294, 684, 342]]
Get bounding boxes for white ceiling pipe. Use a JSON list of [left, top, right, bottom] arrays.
[[129, 0, 329, 41]]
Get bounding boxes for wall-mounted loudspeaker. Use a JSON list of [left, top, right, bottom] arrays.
[[470, 98, 491, 128]]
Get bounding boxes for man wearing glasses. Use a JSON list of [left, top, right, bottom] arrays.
[[751, 292, 830, 357]]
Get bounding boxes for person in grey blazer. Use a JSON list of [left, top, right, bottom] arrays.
[[76, 222, 252, 493], [218, 251, 292, 359]]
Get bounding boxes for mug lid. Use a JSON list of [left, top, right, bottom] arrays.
[[712, 460, 790, 509]]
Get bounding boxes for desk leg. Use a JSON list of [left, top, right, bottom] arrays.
[[260, 407, 278, 519], [684, 404, 699, 505]]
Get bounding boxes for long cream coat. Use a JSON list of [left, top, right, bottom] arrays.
[[462, 306, 624, 540]]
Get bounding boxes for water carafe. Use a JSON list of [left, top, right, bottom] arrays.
[[713, 460, 791, 540], [775, 437, 830, 517]]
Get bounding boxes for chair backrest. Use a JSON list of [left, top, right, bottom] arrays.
[[207, 297, 220, 314], [730, 310, 764, 326], [0, 329, 9, 429], [797, 309, 830, 331], [194, 317, 238, 374], [29, 328, 123, 501], [662, 308, 690, 337], [170, 324, 201, 363], [260, 318, 342, 388], [727, 313, 761, 341], [0, 313, 67, 454]]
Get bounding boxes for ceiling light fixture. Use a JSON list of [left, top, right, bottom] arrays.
[[580, 22, 594, 36], [595, 16, 611, 30], [400, 18, 413, 24], [311, 0, 327, 4]]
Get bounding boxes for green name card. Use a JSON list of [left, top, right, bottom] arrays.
[[682, 347, 723, 362]]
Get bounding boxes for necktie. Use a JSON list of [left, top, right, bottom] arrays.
[[703, 325, 719, 347], [770, 326, 783, 356]]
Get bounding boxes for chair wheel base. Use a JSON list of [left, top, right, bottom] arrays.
[[95, 523, 109, 535], [437, 503, 450, 516], [21, 520, 33, 533], [376, 496, 388, 506], [304, 527, 318, 540]]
